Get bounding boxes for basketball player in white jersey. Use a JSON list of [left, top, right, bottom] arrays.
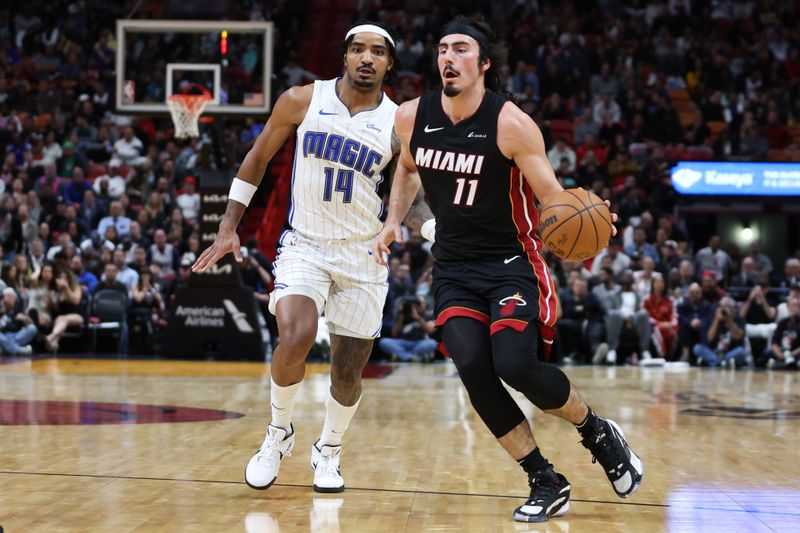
[[193, 21, 406, 493]]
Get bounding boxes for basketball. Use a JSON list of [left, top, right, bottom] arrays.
[[538, 188, 612, 261]]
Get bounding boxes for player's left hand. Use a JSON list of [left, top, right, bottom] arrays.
[[192, 224, 242, 272], [603, 200, 619, 237], [372, 221, 403, 266]]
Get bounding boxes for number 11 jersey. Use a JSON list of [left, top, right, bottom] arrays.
[[410, 89, 545, 263]]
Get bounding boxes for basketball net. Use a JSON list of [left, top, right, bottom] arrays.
[[167, 85, 211, 139]]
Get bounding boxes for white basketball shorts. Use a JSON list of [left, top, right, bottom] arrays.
[[268, 231, 388, 339]]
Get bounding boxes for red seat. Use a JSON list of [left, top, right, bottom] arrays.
[[87, 162, 108, 181], [664, 146, 686, 162], [685, 145, 713, 161], [548, 119, 574, 145]]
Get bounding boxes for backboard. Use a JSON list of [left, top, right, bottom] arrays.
[[115, 20, 273, 115]]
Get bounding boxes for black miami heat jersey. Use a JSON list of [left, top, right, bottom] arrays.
[[410, 89, 545, 262], [411, 89, 558, 341]]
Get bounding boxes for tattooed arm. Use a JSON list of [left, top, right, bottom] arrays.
[[403, 187, 434, 234], [385, 122, 434, 234], [373, 100, 436, 264]]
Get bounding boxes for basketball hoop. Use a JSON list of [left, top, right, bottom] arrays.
[[168, 84, 212, 139]]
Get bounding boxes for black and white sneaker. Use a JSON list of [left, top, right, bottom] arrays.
[[581, 417, 643, 498], [513, 465, 571, 522]]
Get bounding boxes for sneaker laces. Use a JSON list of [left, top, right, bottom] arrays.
[[255, 435, 292, 467], [316, 451, 340, 478], [583, 423, 625, 473], [527, 466, 560, 503]]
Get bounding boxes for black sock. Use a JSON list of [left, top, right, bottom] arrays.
[[576, 407, 598, 438], [518, 447, 549, 475]]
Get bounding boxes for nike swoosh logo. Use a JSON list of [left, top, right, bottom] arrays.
[[319, 110, 338, 115], [504, 256, 520, 264], [424, 125, 444, 133]]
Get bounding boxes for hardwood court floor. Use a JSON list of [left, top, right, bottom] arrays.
[[1, 358, 798, 533]]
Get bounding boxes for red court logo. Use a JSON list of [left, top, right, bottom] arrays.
[[0, 400, 245, 425]]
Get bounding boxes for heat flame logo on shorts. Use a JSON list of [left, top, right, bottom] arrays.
[[499, 292, 527, 317]]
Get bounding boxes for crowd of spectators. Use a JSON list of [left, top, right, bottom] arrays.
[[2, 0, 800, 369], [369, 0, 799, 163], [0, 1, 302, 355]]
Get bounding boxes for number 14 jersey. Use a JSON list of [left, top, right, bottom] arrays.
[[290, 78, 397, 241]]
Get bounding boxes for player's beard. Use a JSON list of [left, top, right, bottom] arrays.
[[443, 83, 460, 97], [353, 78, 376, 89], [352, 65, 378, 90], [442, 66, 460, 97]]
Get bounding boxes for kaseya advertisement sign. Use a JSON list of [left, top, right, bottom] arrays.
[[671, 161, 800, 196]]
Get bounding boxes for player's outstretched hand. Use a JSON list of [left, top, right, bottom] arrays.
[[192, 225, 242, 272], [372, 222, 403, 266], [604, 199, 619, 237]]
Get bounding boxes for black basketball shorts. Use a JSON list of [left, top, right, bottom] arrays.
[[432, 255, 558, 359]]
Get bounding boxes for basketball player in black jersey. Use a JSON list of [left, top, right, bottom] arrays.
[[372, 16, 643, 523]]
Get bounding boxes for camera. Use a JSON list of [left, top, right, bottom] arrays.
[[721, 307, 731, 317]]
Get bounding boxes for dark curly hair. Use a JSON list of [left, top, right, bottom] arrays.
[[339, 20, 402, 85]]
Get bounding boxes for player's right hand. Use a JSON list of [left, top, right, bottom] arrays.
[[192, 225, 243, 272], [372, 221, 403, 266]]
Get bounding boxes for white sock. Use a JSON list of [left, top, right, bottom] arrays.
[[270, 377, 301, 430], [319, 393, 361, 446]]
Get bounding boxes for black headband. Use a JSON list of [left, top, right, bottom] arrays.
[[440, 21, 489, 51]]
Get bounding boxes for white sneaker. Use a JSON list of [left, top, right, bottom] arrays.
[[311, 441, 345, 493], [606, 349, 617, 364], [245, 424, 295, 490], [641, 350, 652, 360]]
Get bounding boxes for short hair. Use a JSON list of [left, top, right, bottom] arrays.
[[339, 20, 401, 85]]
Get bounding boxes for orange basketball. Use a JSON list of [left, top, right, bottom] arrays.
[[538, 188, 612, 261]]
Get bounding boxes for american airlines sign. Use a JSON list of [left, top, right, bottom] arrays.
[[163, 286, 264, 359], [174, 299, 254, 332]]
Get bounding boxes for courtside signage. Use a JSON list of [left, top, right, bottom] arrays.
[[671, 161, 800, 196]]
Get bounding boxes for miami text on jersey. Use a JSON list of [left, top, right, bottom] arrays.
[[302, 131, 384, 178], [414, 147, 485, 175]]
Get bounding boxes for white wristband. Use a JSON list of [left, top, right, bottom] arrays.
[[421, 218, 436, 242], [228, 177, 258, 206]]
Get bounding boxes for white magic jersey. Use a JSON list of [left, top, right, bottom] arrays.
[[289, 78, 398, 240]]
